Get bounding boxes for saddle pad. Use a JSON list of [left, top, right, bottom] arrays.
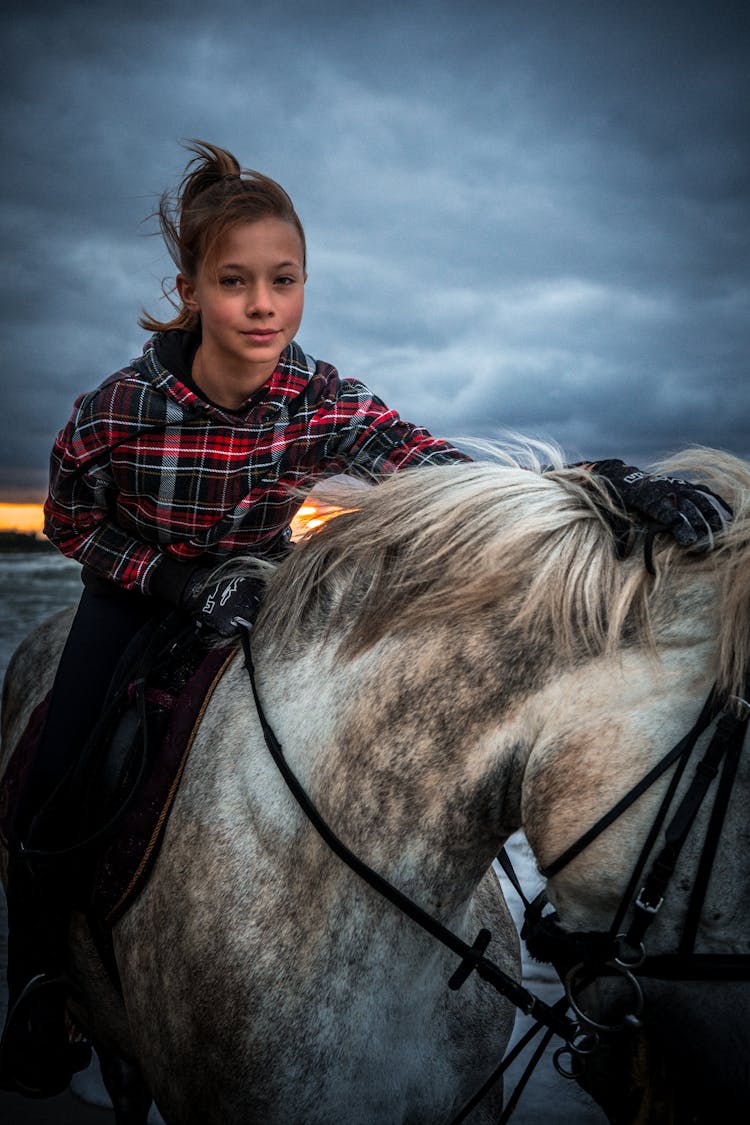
[[0, 644, 235, 927]]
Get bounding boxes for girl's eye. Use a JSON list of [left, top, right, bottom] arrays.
[[220, 276, 243, 288], [275, 276, 296, 287]]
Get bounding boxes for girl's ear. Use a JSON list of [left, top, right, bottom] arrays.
[[176, 274, 200, 312]]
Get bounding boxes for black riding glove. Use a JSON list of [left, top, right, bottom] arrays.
[[589, 460, 732, 549], [180, 570, 263, 637], [148, 556, 264, 636]]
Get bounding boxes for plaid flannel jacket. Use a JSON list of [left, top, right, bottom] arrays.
[[44, 336, 467, 593]]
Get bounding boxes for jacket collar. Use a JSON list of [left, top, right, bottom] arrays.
[[131, 332, 316, 423]]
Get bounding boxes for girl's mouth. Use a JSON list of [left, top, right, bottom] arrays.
[[242, 330, 278, 342]]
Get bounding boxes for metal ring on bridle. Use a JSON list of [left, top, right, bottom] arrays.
[[550, 1025, 600, 1077], [614, 935, 646, 969], [564, 962, 644, 1032], [570, 1029, 600, 1056], [553, 1045, 586, 1079]]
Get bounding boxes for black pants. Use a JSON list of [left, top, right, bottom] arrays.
[[13, 572, 161, 846]]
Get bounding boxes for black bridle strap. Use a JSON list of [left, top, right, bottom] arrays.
[[540, 689, 720, 880], [607, 744, 692, 938], [451, 1010, 559, 1124], [239, 629, 577, 1044], [624, 705, 749, 952], [496, 1025, 556, 1125], [496, 846, 533, 909], [679, 717, 745, 954]]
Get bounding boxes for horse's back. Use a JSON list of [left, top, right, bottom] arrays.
[[0, 608, 74, 778]]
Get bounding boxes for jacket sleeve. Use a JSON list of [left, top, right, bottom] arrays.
[[322, 380, 470, 475], [43, 403, 165, 594]]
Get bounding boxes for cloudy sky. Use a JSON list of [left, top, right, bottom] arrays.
[[2, 0, 748, 501]]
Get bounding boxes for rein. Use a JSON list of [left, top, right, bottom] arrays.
[[239, 628, 588, 1124]]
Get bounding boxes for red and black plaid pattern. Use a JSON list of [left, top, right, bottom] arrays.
[[44, 338, 466, 592]]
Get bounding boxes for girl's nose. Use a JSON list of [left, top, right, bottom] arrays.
[[246, 284, 274, 315]]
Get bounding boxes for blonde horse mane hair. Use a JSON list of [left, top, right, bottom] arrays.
[[251, 443, 750, 698]]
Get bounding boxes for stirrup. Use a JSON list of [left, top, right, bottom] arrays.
[[0, 973, 91, 1098]]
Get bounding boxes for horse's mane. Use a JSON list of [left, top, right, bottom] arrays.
[[250, 444, 750, 698]]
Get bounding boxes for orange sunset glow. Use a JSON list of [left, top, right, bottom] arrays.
[[290, 503, 340, 538], [0, 503, 338, 539], [0, 503, 45, 534]]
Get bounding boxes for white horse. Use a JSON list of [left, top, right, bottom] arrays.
[[1, 446, 748, 1124]]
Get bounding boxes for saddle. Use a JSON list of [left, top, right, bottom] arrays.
[[0, 614, 236, 931]]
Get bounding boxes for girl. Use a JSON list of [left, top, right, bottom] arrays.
[[0, 141, 728, 1099]]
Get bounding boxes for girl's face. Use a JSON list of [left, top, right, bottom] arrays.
[[177, 217, 306, 401]]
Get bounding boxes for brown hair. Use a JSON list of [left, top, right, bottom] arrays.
[[140, 140, 306, 333]]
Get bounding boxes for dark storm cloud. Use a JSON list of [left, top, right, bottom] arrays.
[[2, 0, 748, 499]]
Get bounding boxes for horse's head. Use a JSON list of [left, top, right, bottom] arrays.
[[514, 449, 750, 1122]]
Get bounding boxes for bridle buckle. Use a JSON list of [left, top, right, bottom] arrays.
[[634, 889, 663, 915]]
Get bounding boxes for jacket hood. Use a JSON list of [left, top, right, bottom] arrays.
[[129, 331, 317, 424]]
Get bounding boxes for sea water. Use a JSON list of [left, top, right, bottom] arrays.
[[0, 552, 82, 683]]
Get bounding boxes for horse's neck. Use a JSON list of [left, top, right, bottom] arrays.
[[252, 630, 537, 914]]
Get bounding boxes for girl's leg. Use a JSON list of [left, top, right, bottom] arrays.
[[14, 577, 159, 841], [2, 576, 162, 1097]]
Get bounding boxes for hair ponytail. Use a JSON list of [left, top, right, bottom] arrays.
[[140, 140, 306, 334], [180, 141, 242, 207]]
